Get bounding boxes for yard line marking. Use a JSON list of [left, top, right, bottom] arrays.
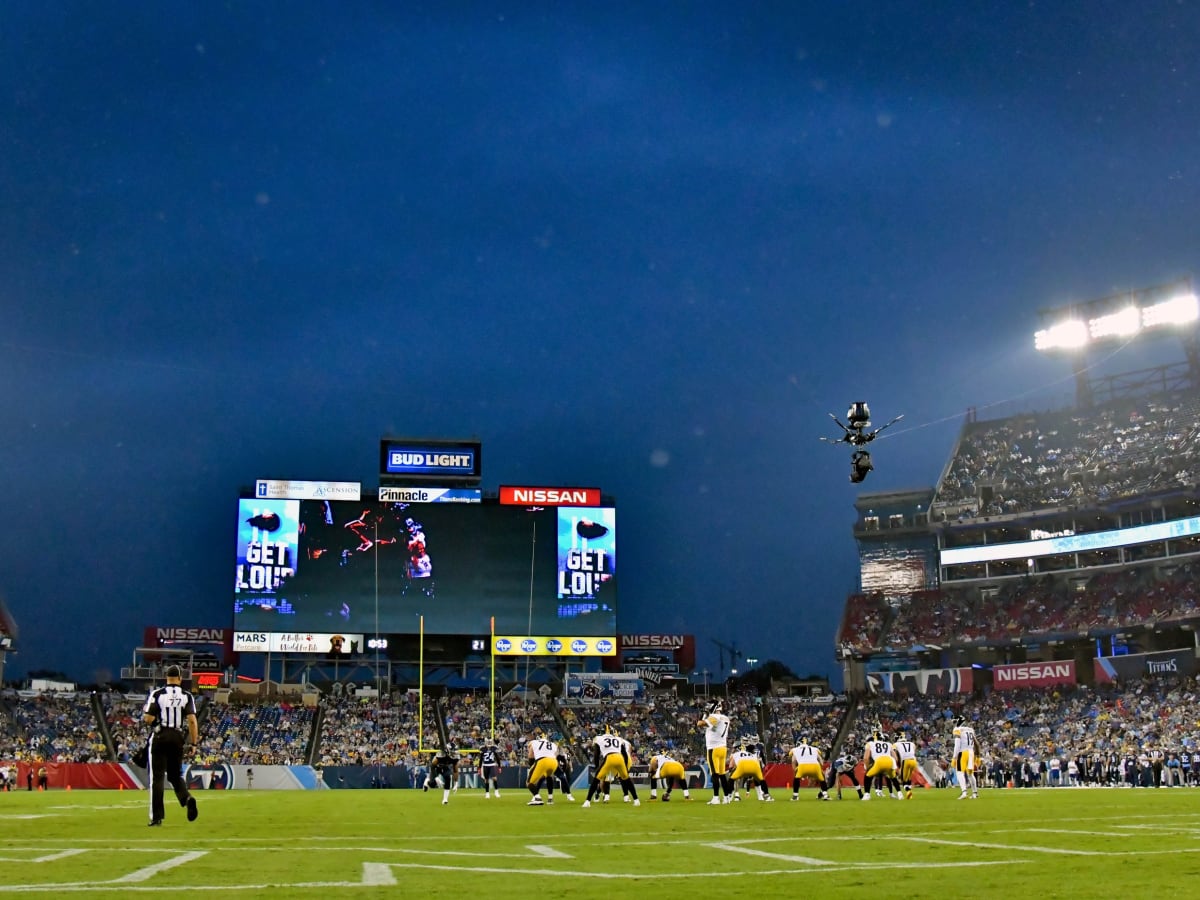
[[379, 860, 1030, 879], [0, 815, 58, 820], [0, 850, 87, 863], [894, 836, 1100, 856], [361, 863, 397, 886], [526, 845, 573, 859], [0, 860, 1031, 891], [112, 851, 208, 883], [706, 843, 834, 866], [1022, 828, 1149, 838]]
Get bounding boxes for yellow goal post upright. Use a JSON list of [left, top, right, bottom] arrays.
[[415, 614, 495, 756]]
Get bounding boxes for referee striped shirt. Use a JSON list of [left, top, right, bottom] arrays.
[[143, 685, 196, 733]]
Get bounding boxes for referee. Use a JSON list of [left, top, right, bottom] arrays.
[[142, 665, 199, 826]]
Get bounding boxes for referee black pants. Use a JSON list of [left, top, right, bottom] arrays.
[[148, 730, 191, 823]]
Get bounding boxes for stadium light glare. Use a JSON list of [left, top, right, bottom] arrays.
[[1034, 319, 1088, 351], [1141, 292, 1199, 328], [1088, 306, 1141, 340]]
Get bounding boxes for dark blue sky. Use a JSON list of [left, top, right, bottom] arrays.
[[3, 2, 1199, 683]]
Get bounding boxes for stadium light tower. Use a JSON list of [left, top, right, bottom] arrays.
[[1033, 278, 1200, 407]]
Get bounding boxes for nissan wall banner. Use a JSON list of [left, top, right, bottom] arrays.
[[992, 660, 1077, 690]]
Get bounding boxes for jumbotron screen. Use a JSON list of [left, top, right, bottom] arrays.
[[233, 498, 616, 636]]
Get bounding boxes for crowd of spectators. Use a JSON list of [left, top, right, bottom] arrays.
[[197, 700, 314, 766], [880, 564, 1200, 651], [315, 692, 428, 767], [935, 392, 1200, 518], [442, 691, 559, 764], [101, 692, 147, 763], [0, 691, 108, 762], [763, 696, 846, 762], [856, 673, 1200, 788], [837, 594, 890, 655]]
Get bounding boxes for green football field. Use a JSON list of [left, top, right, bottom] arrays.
[[2, 786, 1200, 898]]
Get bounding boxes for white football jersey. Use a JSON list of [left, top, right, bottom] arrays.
[[790, 744, 821, 765]]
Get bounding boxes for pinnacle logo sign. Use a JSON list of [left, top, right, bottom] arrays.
[[377, 486, 482, 503]]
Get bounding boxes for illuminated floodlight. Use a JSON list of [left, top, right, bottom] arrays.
[[1034, 319, 1088, 351], [1088, 306, 1141, 340], [1142, 292, 1199, 329]]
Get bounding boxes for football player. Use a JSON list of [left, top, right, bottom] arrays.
[[826, 752, 864, 800], [951, 715, 979, 799], [862, 729, 899, 800], [526, 734, 560, 806], [789, 736, 828, 801], [479, 741, 502, 799], [892, 732, 918, 799], [554, 745, 576, 801], [582, 728, 640, 808], [425, 744, 458, 805], [647, 750, 691, 801], [727, 741, 774, 802], [698, 700, 732, 805]]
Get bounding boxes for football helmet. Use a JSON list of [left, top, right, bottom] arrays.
[[706, 700, 724, 716], [952, 715, 966, 728]]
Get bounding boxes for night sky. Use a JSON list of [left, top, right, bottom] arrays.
[[3, 2, 1199, 684]]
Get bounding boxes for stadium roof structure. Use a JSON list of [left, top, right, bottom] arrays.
[[0, 592, 16, 646], [0, 593, 16, 684], [1034, 278, 1200, 407]]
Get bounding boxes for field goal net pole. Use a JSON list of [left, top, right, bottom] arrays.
[[490, 615, 496, 743], [417, 614, 492, 756], [418, 614, 428, 753]]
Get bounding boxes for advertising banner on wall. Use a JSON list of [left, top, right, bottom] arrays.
[[1094, 648, 1197, 683], [492, 636, 616, 657], [865, 667, 974, 695], [232, 633, 364, 654], [992, 660, 1077, 690], [562, 672, 644, 704]]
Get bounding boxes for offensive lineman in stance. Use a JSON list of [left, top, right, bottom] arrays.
[[647, 750, 691, 801], [727, 741, 774, 802], [862, 729, 900, 800], [698, 700, 732, 805], [526, 734, 560, 806], [789, 735, 829, 801]]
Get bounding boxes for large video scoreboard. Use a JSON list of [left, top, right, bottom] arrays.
[[233, 497, 616, 638]]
